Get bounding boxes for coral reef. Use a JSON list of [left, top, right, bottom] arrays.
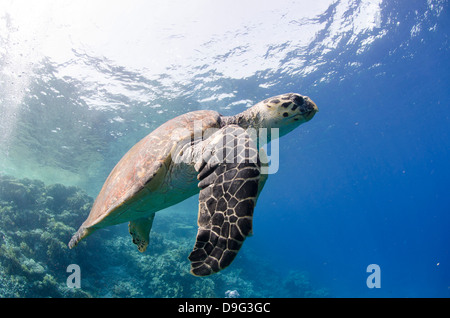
[[225, 290, 240, 298], [0, 175, 93, 297], [0, 174, 329, 298]]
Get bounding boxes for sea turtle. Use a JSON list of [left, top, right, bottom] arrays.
[[68, 93, 318, 276]]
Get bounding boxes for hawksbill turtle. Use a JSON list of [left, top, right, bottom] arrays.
[[68, 93, 318, 276]]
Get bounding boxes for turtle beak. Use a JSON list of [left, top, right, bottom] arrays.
[[296, 95, 318, 121], [308, 98, 319, 113], [305, 97, 319, 119]]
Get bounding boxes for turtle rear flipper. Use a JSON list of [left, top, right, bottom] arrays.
[[129, 214, 155, 252], [68, 225, 94, 249], [189, 125, 261, 276]]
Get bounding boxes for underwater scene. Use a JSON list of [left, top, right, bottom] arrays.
[[0, 0, 449, 298]]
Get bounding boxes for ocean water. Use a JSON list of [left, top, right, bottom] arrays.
[[0, 0, 449, 298]]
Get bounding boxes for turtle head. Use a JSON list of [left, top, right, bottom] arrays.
[[222, 93, 318, 144], [234, 93, 318, 141], [258, 93, 318, 131]]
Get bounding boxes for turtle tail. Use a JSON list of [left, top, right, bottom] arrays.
[[68, 226, 91, 249]]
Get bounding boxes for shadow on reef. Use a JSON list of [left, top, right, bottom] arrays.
[[0, 175, 328, 298]]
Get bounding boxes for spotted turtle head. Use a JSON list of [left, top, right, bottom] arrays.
[[248, 92, 318, 139]]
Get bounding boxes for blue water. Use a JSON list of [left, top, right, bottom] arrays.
[[0, 1, 449, 298]]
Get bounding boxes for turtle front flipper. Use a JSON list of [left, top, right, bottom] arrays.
[[129, 214, 155, 252], [189, 125, 261, 276]]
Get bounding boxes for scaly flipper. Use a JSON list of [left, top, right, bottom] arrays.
[[189, 125, 262, 276]]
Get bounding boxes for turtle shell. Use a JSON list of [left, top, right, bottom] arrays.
[[80, 110, 222, 229]]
